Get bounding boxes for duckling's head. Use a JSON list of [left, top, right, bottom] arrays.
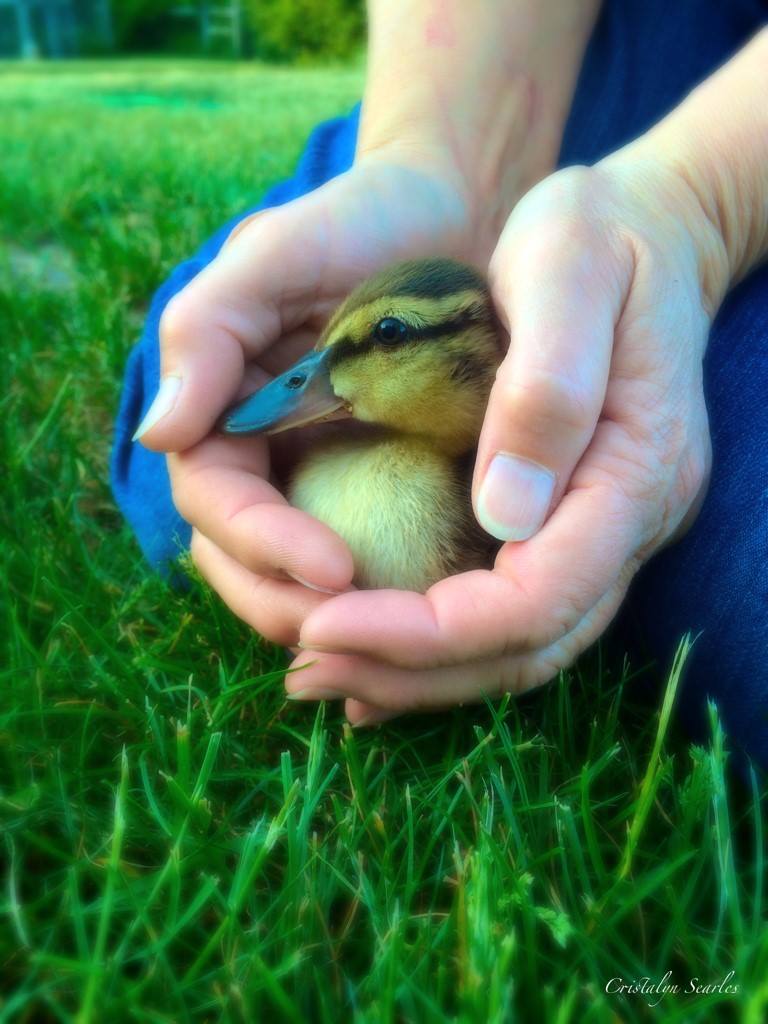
[[222, 258, 502, 455]]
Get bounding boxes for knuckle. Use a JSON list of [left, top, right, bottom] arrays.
[[516, 165, 598, 224], [494, 365, 598, 436], [546, 164, 600, 205], [501, 215, 601, 292], [189, 528, 203, 564], [266, 618, 299, 648], [159, 292, 196, 352], [168, 460, 218, 526], [516, 653, 562, 694], [169, 471, 196, 524], [249, 581, 298, 645], [527, 591, 588, 649], [692, 439, 712, 490], [493, 174, 601, 278], [364, 678, 429, 713], [675, 442, 711, 510], [528, 209, 596, 258]]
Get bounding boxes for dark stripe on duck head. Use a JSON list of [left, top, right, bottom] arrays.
[[375, 259, 488, 301], [335, 260, 489, 313], [327, 303, 496, 368]]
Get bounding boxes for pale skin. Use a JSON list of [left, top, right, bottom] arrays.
[[136, 2, 768, 726]]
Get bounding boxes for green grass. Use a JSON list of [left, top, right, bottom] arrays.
[[1, 59, 767, 1023]]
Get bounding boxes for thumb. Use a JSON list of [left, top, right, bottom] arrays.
[[474, 210, 628, 542], [134, 201, 324, 453]]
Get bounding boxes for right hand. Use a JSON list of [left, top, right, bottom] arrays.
[[136, 153, 501, 645]]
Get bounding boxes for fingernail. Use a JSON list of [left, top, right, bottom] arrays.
[[286, 687, 348, 701], [477, 452, 556, 542], [132, 375, 182, 441], [286, 572, 345, 595]]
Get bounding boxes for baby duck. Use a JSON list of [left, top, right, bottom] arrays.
[[221, 258, 502, 592]]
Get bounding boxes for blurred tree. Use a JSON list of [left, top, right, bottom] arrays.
[[0, 0, 113, 57], [244, 0, 364, 62], [113, 0, 178, 51], [0, 0, 366, 58]]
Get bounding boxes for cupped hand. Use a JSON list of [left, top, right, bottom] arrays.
[[136, 151, 505, 645], [284, 158, 723, 724]]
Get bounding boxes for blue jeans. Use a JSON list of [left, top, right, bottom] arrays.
[[111, 0, 768, 770]]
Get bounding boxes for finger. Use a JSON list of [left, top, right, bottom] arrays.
[[191, 530, 331, 646], [473, 184, 632, 542], [288, 650, 546, 710], [170, 433, 354, 591], [289, 581, 624, 711], [300, 423, 646, 666], [135, 198, 332, 453]]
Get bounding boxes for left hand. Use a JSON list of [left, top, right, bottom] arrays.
[[195, 156, 724, 725]]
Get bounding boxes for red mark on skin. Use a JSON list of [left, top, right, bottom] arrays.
[[424, 0, 456, 48], [522, 73, 539, 134]]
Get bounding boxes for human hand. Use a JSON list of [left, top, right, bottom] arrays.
[[136, 150, 513, 646], [285, 157, 728, 724]]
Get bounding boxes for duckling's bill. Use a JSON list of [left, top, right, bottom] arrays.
[[220, 348, 351, 435]]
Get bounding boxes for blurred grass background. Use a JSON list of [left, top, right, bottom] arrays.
[[1, 59, 767, 1023]]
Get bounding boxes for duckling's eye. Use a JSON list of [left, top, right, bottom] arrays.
[[374, 317, 408, 345]]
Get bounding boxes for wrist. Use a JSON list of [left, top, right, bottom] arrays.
[[608, 29, 768, 311], [357, 0, 601, 257], [355, 90, 532, 261]]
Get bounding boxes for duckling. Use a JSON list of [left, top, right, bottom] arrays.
[[221, 258, 503, 592]]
